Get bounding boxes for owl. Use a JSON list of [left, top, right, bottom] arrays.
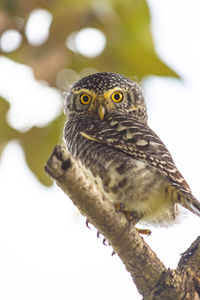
[[63, 72, 200, 231]]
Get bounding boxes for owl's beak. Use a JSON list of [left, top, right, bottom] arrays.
[[98, 104, 105, 120]]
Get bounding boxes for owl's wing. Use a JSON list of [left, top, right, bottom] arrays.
[[79, 112, 191, 192]]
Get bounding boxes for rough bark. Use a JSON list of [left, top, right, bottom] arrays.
[[45, 145, 200, 300]]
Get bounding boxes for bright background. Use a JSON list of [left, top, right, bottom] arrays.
[[1, 1, 200, 299]]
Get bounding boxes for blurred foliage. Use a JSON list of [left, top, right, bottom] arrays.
[[0, 97, 65, 185], [0, 0, 177, 185]]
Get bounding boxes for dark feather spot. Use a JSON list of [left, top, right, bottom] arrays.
[[118, 178, 127, 188], [165, 187, 168, 195], [119, 129, 127, 135], [177, 192, 181, 201], [111, 185, 118, 193], [125, 137, 137, 143], [116, 162, 127, 174], [62, 159, 71, 171]]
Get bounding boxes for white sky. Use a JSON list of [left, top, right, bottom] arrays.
[[1, 1, 200, 299]]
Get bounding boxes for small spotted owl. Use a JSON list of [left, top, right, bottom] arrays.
[[63, 72, 200, 227]]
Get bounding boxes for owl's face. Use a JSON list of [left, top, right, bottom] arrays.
[[64, 72, 147, 123]]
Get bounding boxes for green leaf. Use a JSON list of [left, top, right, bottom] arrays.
[[3, 0, 178, 84], [0, 98, 20, 156], [20, 114, 65, 186]]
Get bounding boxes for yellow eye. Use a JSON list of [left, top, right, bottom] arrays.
[[80, 93, 92, 105], [111, 91, 123, 103]]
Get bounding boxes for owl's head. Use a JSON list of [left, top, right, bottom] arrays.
[[64, 72, 147, 123]]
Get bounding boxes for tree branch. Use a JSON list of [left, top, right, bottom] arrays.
[[45, 145, 200, 300]]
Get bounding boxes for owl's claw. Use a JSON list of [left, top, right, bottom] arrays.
[[97, 231, 110, 246], [97, 231, 102, 238], [86, 221, 111, 246], [86, 219, 92, 229], [103, 238, 110, 246]]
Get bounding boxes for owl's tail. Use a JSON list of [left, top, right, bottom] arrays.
[[178, 188, 200, 218]]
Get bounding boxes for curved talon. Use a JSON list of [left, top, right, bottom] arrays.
[[97, 232, 110, 246], [86, 219, 92, 229], [97, 231, 102, 238], [103, 238, 110, 246]]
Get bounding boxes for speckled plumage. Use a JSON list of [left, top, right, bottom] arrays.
[[64, 72, 200, 226]]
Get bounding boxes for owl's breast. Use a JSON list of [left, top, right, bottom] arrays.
[[64, 115, 176, 225]]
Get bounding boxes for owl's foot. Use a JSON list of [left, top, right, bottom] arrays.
[[136, 228, 151, 235], [114, 203, 141, 223], [114, 203, 151, 235]]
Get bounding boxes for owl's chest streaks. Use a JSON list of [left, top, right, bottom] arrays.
[[65, 115, 126, 180], [64, 114, 176, 224], [65, 114, 144, 183]]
